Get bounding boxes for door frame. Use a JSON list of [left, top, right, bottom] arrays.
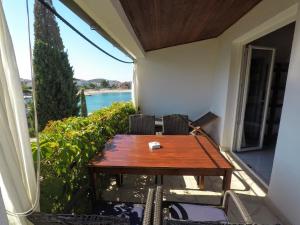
[[235, 45, 276, 152]]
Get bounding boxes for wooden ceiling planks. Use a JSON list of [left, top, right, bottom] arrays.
[[120, 0, 262, 51]]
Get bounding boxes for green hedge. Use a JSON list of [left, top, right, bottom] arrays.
[[32, 102, 136, 213]]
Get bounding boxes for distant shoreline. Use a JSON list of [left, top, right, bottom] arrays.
[[84, 89, 132, 96]]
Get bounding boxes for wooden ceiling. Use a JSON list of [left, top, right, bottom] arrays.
[[120, 0, 262, 51]]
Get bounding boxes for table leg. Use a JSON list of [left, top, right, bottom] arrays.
[[199, 176, 205, 190], [222, 170, 232, 191], [116, 174, 120, 187], [116, 174, 123, 187], [221, 170, 232, 206], [89, 168, 97, 208], [120, 174, 123, 185], [154, 175, 163, 185]]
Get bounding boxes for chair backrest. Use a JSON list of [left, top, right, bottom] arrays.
[[162, 114, 189, 135], [191, 112, 218, 127], [159, 190, 253, 225], [27, 213, 130, 225], [143, 188, 155, 225], [129, 114, 155, 135]]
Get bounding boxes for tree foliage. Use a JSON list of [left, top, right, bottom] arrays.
[[34, 0, 64, 50], [33, 0, 79, 130], [101, 80, 110, 88], [32, 102, 135, 213], [80, 89, 87, 117]]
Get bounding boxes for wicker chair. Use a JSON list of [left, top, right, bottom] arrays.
[[27, 188, 156, 225], [162, 114, 189, 135], [129, 114, 156, 135], [27, 213, 130, 225], [153, 186, 253, 225], [143, 187, 155, 225]]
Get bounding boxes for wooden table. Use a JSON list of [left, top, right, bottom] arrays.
[[88, 135, 233, 201]]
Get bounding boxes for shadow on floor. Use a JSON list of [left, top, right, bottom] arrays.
[[94, 171, 282, 224]]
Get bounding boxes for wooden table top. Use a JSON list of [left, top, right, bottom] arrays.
[[89, 135, 233, 170]]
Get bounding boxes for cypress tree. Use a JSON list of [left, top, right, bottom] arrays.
[[80, 89, 87, 117], [33, 0, 79, 130]]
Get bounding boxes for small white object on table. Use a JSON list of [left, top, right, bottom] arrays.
[[148, 141, 161, 150]]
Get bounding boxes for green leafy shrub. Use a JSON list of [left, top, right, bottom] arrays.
[[32, 102, 135, 213]]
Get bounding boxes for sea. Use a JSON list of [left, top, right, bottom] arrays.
[[86, 91, 132, 113]]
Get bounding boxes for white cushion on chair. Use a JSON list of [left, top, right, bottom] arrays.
[[168, 203, 228, 222]]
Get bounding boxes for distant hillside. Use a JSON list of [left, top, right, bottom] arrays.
[[74, 78, 131, 89], [21, 78, 132, 90], [88, 79, 105, 83]]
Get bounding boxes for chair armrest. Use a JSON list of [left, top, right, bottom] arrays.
[[189, 125, 201, 135], [222, 190, 253, 223], [153, 186, 163, 225], [143, 188, 155, 225], [27, 213, 130, 225]]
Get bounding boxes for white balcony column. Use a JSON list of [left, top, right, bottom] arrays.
[[268, 4, 300, 224]]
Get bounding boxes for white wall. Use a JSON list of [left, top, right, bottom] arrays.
[[268, 7, 300, 224], [136, 39, 219, 121]]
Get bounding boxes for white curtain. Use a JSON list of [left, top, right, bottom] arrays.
[[0, 2, 37, 225], [132, 63, 139, 110], [0, 187, 9, 225]]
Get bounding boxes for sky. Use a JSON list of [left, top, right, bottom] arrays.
[[2, 0, 134, 82]]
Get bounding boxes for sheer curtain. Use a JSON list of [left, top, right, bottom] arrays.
[[0, 187, 9, 225], [132, 63, 139, 110], [0, 1, 37, 224]]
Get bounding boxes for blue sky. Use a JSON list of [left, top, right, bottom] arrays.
[[2, 0, 133, 81]]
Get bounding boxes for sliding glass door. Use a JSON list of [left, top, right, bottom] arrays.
[[237, 46, 276, 151]]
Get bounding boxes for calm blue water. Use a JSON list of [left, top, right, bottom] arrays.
[[86, 92, 132, 113]]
